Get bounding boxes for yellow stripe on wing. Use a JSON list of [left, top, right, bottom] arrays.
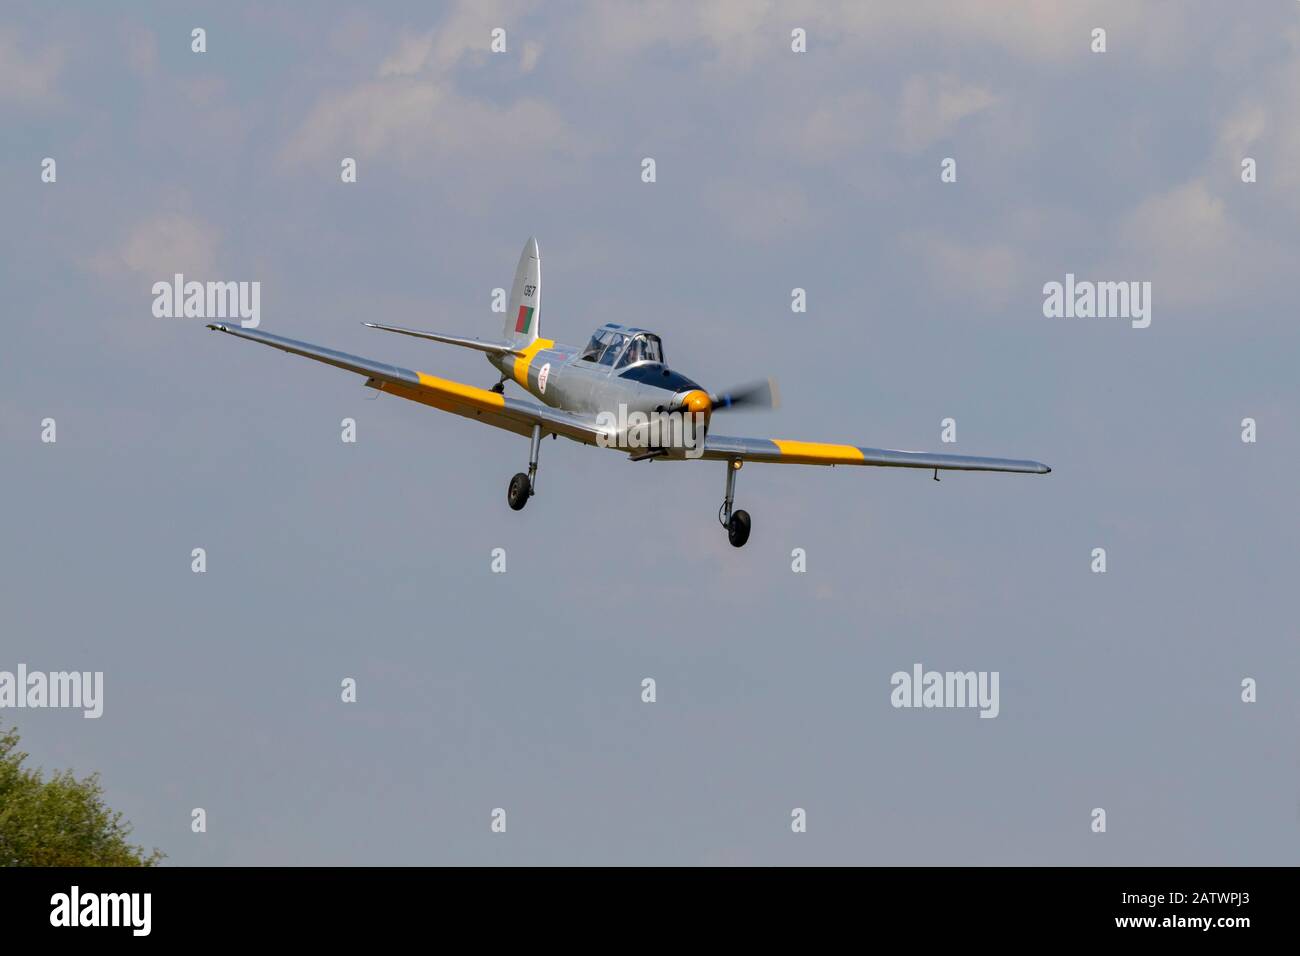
[[414, 372, 507, 411], [771, 439, 866, 465], [379, 373, 537, 440]]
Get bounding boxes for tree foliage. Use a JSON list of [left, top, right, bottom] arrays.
[[0, 726, 162, 866]]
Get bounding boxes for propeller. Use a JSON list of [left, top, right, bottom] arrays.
[[708, 378, 780, 412], [659, 378, 780, 418]]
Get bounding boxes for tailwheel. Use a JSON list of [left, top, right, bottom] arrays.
[[507, 472, 531, 511], [727, 509, 751, 548]]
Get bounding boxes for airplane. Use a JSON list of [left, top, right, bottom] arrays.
[[207, 237, 1050, 548]]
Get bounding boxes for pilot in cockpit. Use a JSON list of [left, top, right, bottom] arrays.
[[581, 329, 666, 369], [581, 329, 625, 365], [620, 337, 643, 366]]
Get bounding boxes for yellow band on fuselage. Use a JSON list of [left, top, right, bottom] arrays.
[[513, 338, 555, 389]]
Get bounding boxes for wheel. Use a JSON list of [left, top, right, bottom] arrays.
[[507, 472, 531, 511], [727, 509, 751, 548]]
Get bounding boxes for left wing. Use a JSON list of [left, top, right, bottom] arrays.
[[701, 434, 1049, 474], [206, 323, 604, 445]]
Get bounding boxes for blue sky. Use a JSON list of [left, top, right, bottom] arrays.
[[2, 1, 1296, 864]]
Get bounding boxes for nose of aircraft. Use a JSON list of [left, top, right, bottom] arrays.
[[677, 389, 712, 415]]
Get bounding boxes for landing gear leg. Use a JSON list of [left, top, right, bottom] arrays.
[[507, 424, 543, 511], [527, 423, 541, 494], [718, 459, 751, 548]]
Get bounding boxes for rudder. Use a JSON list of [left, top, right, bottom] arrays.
[[505, 237, 541, 348]]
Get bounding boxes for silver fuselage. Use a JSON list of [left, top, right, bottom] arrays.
[[489, 328, 709, 458], [492, 345, 702, 413]]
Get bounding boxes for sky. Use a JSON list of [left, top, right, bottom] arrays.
[[1, 0, 1296, 865]]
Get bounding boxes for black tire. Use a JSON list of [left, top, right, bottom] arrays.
[[727, 509, 751, 548], [507, 472, 531, 511]]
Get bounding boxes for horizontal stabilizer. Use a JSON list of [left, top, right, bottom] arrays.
[[363, 323, 524, 356]]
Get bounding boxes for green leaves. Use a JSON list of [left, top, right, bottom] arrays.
[[0, 727, 162, 867]]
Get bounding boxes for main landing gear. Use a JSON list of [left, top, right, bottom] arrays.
[[507, 423, 543, 511], [718, 459, 751, 548]]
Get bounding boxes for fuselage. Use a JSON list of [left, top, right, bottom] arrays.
[[489, 322, 707, 422]]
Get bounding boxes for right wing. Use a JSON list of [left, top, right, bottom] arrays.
[[701, 434, 1049, 473], [206, 323, 603, 445]]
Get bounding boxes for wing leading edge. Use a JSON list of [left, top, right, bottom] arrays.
[[205, 323, 604, 445], [701, 434, 1049, 474]]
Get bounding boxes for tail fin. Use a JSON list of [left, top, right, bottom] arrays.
[[505, 237, 541, 348]]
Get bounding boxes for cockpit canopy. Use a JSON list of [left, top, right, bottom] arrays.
[[579, 323, 665, 369]]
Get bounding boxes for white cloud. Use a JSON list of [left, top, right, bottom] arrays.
[[764, 75, 998, 170], [427, 0, 533, 71], [89, 214, 220, 280], [898, 74, 996, 152], [281, 6, 577, 177], [779, 89, 882, 164], [818, 0, 1190, 65], [0, 28, 63, 105], [280, 78, 574, 169], [520, 40, 542, 74], [570, 0, 781, 75], [1217, 102, 1266, 161], [1113, 178, 1277, 309], [1213, 27, 1300, 217], [907, 232, 1023, 309], [378, 31, 437, 77], [574, 0, 1187, 70], [378, 0, 538, 77], [1097, 23, 1300, 311]]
